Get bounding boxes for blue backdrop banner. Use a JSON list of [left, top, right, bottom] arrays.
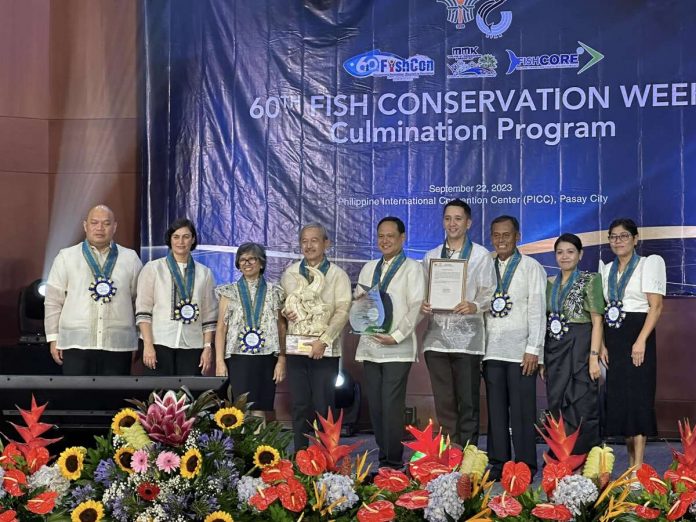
[[141, 0, 696, 294]]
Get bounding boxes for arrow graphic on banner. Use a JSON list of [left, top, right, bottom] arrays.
[[577, 41, 604, 74]]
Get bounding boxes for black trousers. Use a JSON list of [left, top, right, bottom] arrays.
[[483, 359, 538, 477], [62, 348, 132, 376], [425, 351, 482, 446], [286, 355, 339, 451], [363, 360, 412, 468], [142, 345, 203, 376]]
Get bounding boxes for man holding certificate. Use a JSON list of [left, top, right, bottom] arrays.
[[483, 215, 546, 480], [281, 224, 351, 451], [354, 217, 425, 468], [421, 199, 496, 446]]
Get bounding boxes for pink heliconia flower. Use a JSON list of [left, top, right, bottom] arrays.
[[138, 391, 195, 447], [156, 450, 181, 473], [131, 449, 149, 473]]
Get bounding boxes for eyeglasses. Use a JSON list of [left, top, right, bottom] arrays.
[[608, 232, 633, 243], [238, 257, 258, 265]]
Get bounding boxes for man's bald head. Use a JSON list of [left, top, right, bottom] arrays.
[[84, 205, 117, 250]]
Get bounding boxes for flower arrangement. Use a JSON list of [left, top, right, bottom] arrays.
[[55, 389, 291, 522], [6, 391, 696, 521], [0, 397, 69, 521]]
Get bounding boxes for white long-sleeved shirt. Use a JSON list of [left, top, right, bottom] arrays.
[[355, 256, 425, 363], [44, 242, 142, 352], [135, 257, 218, 349], [484, 254, 547, 364], [280, 260, 352, 357], [422, 242, 496, 355]]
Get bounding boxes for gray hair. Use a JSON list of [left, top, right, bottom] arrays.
[[235, 242, 267, 273], [299, 223, 329, 242]]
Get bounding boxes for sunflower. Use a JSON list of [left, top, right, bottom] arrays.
[[214, 407, 244, 430], [111, 408, 139, 436], [180, 448, 203, 478], [71, 500, 104, 522], [114, 446, 136, 474], [253, 445, 281, 469], [57, 447, 86, 480], [204, 511, 235, 522]]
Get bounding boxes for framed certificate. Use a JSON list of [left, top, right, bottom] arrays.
[[285, 335, 330, 356], [427, 259, 467, 311]]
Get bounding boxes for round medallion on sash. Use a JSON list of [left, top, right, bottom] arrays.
[[490, 292, 513, 318], [238, 327, 266, 354], [89, 277, 117, 303], [547, 312, 568, 340], [604, 300, 625, 328], [175, 300, 200, 324]]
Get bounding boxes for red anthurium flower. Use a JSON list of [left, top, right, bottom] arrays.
[[396, 490, 429, 510], [0, 443, 22, 468], [374, 468, 410, 493], [276, 478, 307, 512], [249, 485, 278, 511], [489, 494, 523, 517], [357, 500, 396, 522], [531, 503, 574, 521], [295, 446, 327, 477], [502, 461, 532, 496], [409, 460, 451, 485], [23, 446, 50, 474], [137, 482, 160, 501], [261, 459, 295, 483], [542, 462, 573, 497], [637, 464, 669, 494], [666, 491, 696, 521], [634, 504, 661, 519], [2, 469, 27, 497], [26, 491, 58, 515], [664, 465, 696, 492], [0, 510, 19, 522]]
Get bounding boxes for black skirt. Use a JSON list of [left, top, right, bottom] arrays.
[[545, 322, 600, 454], [226, 354, 277, 411], [604, 312, 657, 437]]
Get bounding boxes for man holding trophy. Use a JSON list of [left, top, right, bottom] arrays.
[[352, 217, 425, 468], [281, 223, 352, 450]]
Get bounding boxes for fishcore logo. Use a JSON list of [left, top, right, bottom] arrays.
[[506, 42, 605, 75], [343, 49, 435, 81], [437, 0, 512, 38], [447, 47, 497, 78]]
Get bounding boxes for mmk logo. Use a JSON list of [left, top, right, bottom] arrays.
[[343, 50, 435, 81], [447, 47, 497, 78], [436, 0, 512, 38]]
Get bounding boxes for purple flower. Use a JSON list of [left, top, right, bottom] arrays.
[[69, 484, 96, 509], [94, 459, 118, 486]]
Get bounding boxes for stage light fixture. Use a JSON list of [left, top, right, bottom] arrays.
[[334, 369, 360, 437], [335, 372, 345, 387], [18, 279, 46, 344]]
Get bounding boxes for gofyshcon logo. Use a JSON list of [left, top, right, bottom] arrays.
[[343, 50, 435, 81], [506, 42, 605, 75], [436, 0, 512, 38]]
